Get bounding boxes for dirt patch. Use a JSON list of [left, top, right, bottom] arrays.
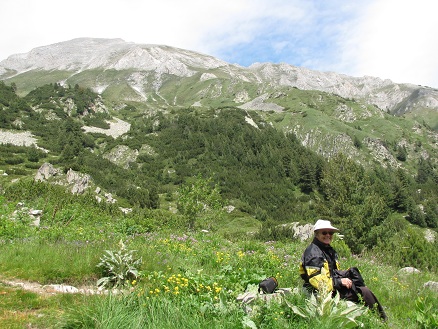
[[0, 276, 100, 296]]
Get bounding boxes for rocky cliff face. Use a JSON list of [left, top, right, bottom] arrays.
[[1, 38, 437, 119], [247, 63, 421, 113]]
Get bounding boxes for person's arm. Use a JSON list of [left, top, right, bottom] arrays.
[[332, 264, 353, 290], [334, 274, 353, 290], [332, 268, 343, 291]]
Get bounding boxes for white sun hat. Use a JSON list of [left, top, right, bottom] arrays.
[[313, 219, 339, 232]]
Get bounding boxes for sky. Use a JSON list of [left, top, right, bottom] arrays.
[[1, 0, 438, 88]]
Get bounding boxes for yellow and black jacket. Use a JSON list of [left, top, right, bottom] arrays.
[[299, 238, 342, 294]]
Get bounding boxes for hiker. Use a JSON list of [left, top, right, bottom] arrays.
[[299, 219, 387, 321]]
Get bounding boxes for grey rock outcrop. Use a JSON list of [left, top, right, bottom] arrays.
[[66, 169, 91, 194], [0, 129, 38, 147], [424, 228, 436, 243], [35, 163, 62, 181], [35, 163, 92, 195], [279, 222, 314, 241], [238, 93, 284, 112], [103, 144, 138, 169]]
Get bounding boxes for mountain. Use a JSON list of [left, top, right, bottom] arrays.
[[1, 37, 438, 236], [1, 38, 437, 127], [1, 37, 437, 308], [0, 38, 230, 75], [1, 38, 437, 172]]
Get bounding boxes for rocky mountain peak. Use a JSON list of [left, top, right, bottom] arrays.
[[0, 38, 229, 76], [1, 38, 437, 122]]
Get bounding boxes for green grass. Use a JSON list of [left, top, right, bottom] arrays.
[[7, 70, 72, 97], [0, 283, 85, 328], [60, 292, 247, 329], [405, 108, 438, 131], [1, 227, 437, 328], [0, 241, 103, 285], [0, 179, 437, 328]]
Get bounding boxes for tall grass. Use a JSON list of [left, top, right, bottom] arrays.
[[2, 229, 437, 328], [61, 293, 246, 329], [0, 239, 107, 285], [1, 189, 437, 328]]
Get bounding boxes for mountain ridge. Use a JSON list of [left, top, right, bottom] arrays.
[[0, 38, 231, 75], [1, 37, 437, 126], [1, 37, 437, 174]]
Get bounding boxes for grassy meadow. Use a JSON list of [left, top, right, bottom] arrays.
[[1, 184, 437, 329]]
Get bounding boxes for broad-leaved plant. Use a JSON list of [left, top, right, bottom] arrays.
[[96, 239, 142, 289], [286, 289, 367, 329]]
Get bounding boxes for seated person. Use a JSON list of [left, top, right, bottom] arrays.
[[299, 219, 387, 321]]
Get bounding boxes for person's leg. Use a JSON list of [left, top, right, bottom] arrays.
[[357, 286, 387, 321]]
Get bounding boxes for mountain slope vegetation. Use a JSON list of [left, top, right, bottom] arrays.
[[1, 81, 437, 256], [1, 39, 438, 326]]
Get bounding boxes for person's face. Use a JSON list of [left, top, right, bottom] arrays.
[[315, 229, 335, 245]]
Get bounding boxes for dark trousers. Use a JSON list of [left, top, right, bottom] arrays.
[[357, 286, 387, 321]]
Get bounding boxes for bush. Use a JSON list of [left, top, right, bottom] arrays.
[[255, 220, 297, 241], [25, 162, 43, 169], [375, 225, 438, 271], [5, 157, 24, 165], [331, 235, 352, 258]]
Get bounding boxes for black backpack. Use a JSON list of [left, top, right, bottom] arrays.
[[258, 276, 278, 294]]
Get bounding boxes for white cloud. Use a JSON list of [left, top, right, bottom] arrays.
[[340, 0, 438, 87], [1, 0, 438, 88], [0, 0, 311, 57]]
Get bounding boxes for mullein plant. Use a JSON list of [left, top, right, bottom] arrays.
[[96, 239, 142, 289], [286, 284, 368, 329]]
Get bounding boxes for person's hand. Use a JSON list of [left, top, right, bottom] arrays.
[[341, 278, 353, 289]]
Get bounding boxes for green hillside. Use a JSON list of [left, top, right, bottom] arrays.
[[0, 81, 437, 328], [1, 81, 437, 240]]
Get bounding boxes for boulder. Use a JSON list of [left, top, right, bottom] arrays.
[[397, 267, 421, 275], [423, 281, 438, 293], [35, 163, 61, 181], [29, 209, 43, 227]]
